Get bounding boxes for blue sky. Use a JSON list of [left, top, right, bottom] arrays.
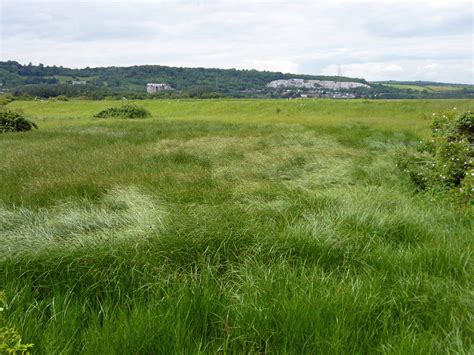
[[1, 0, 473, 83]]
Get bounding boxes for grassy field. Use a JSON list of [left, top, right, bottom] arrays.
[[380, 83, 431, 92], [425, 85, 469, 92], [1, 99, 473, 353], [380, 83, 472, 93]]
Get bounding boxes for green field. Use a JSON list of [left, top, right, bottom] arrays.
[[425, 85, 468, 92], [1, 99, 473, 353], [380, 83, 472, 93], [381, 83, 431, 92]]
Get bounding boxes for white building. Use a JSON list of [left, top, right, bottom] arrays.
[[146, 83, 172, 93], [72, 80, 87, 85]]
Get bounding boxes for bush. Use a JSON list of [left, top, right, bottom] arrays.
[[200, 92, 223, 99], [94, 103, 151, 119], [55, 95, 69, 101], [397, 110, 473, 202], [0, 291, 34, 353], [187, 85, 221, 98], [0, 108, 37, 133], [0, 93, 15, 106]]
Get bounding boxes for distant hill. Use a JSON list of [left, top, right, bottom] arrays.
[[0, 61, 472, 99], [0, 61, 366, 96]]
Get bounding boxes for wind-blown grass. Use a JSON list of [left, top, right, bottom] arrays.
[[1, 99, 473, 353], [0, 186, 165, 259]]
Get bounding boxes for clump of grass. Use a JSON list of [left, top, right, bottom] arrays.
[[0, 186, 165, 259], [94, 103, 151, 119], [0, 108, 37, 133]]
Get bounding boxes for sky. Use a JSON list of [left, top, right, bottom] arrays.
[[1, 0, 473, 83]]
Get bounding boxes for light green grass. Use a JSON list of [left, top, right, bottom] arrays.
[[8, 98, 473, 136], [426, 85, 470, 92], [380, 83, 472, 93], [1, 99, 473, 353], [380, 83, 431, 92]]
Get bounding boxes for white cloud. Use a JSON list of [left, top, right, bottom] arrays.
[[246, 60, 299, 74], [1, 0, 473, 83], [424, 63, 442, 71], [382, 65, 403, 73], [322, 63, 405, 81]]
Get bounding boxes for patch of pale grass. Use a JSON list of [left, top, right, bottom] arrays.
[[0, 186, 165, 259], [151, 131, 361, 199]]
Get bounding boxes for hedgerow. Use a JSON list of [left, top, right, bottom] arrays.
[[94, 103, 151, 119], [0, 108, 37, 133], [398, 110, 473, 202]]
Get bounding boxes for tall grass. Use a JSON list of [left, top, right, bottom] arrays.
[[1, 99, 473, 353]]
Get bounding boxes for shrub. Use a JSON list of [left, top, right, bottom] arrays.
[[200, 92, 223, 99], [0, 108, 37, 133], [187, 85, 215, 98], [0, 291, 34, 353], [0, 94, 15, 106], [397, 110, 473, 202], [94, 103, 151, 119], [55, 95, 69, 101]]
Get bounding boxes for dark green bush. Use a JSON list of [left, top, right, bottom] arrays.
[[0, 94, 15, 106], [94, 103, 151, 119], [397, 110, 473, 202], [55, 95, 69, 101], [455, 111, 474, 137], [0, 108, 37, 133]]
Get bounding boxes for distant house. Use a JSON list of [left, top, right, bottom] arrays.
[[72, 80, 87, 85], [147, 83, 172, 93]]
